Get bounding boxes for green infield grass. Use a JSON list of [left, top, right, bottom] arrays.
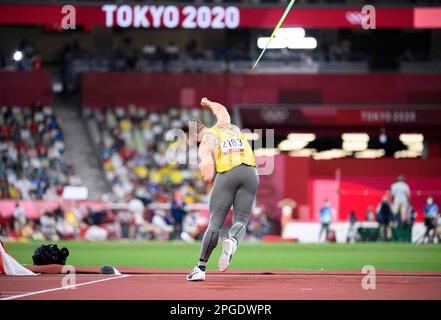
[[4, 241, 441, 271]]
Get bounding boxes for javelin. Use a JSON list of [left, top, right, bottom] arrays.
[[251, 0, 297, 71]]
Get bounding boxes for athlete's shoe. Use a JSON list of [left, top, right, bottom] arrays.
[[186, 266, 206, 281], [218, 238, 237, 272]]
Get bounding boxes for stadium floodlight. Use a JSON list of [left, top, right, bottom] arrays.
[[394, 150, 422, 159], [342, 141, 368, 151], [279, 133, 316, 151], [13, 50, 23, 62], [407, 142, 424, 152], [355, 149, 385, 159], [313, 149, 351, 160], [257, 37, 286, 49], [287, 133, 316, 142], [254, 148, 280, 157], [289, 149, 316, 157], [287, 37, 317, 49], [278, 139, 309, 151], [257, 27, 317, 50], [276, 27, 306, 39], [399, 133, 424, 144], [341, 133, 370, 142], [257, 36, 317, 50]]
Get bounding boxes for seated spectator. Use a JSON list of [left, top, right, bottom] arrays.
[[64, 206, 82, 238], [181, 210, 208, 243], [247, 205, 270, 242], [128, 198, 149, 240], [84, 225, 109, 241], [56, 216, 75, 240], [151, 209, 174, 240], [181, 211, 197, 243], [21, 220, 36, 238], [116, 208, 134, 239], [26, 220, 44, 241], [39, 210, 59, 241], [85, 208, 107, 226]]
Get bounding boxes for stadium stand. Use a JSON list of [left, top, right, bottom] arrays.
[[0, 103, 82, 200], [84, 106, 209, 204]]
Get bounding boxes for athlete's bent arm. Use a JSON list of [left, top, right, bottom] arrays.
[[201, 97, 231, 124], [198, 134, 216, 183]]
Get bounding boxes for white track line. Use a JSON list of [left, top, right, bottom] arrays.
[[115, 274, 441, 279], [0, 274, 130, 300]]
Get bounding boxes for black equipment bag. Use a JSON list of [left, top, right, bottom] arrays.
[[32, 244, 69, 265]]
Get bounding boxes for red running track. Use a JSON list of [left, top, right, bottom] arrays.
[[1, 269, 441, 300]]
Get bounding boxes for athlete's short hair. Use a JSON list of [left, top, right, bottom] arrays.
[[183, 118, 205, 136]]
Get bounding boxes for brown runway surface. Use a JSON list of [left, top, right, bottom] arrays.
[[1, 268, 441, 300]]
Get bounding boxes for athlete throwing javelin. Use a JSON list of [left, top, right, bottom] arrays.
[[185, 98, 259, 281]]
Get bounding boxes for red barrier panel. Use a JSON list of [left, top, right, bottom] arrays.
[[310, 158, 441, 177], [0, 200, 107, 219], [0, 71, 51, 106], [81, 73, 441, 109]]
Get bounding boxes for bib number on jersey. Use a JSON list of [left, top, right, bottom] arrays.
[[220, 137, 244, 154]]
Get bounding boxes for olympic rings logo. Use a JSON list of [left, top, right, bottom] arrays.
[[259, 108, 290, 124], [345, 11, 364, 25]]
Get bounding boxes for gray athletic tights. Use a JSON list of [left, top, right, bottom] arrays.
[[199, 164, 259, 262]]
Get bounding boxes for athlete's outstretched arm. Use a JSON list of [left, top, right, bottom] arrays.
[[198, 133, 216, 183], [201, 97, 231, 124]]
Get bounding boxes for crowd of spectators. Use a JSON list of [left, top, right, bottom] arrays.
[[3, 202, 87, 241], [0, 199, 272, 243], [0, 103, 271, 243], [0, 200, 212, 243], [0, 103, 81, 200], [83, 105, 220, 241], [0, 196, 267, 244], [87, 105, 209, 206]]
